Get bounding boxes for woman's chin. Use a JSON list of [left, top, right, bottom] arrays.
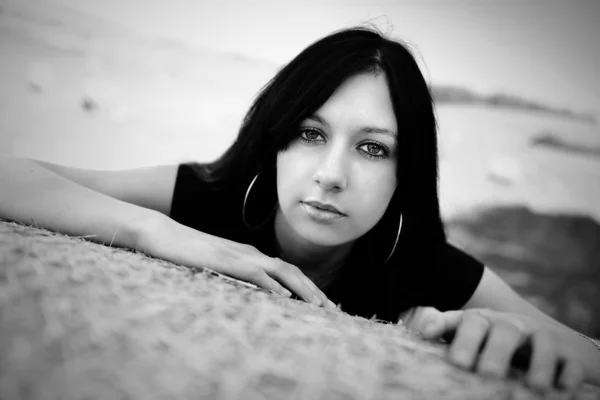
[[278, 206, 359, 247], [293, 222, 356, 247]]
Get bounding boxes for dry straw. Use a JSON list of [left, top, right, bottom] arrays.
[[1, 218, 597, 400]]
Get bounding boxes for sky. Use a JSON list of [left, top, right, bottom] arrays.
[[48, 0, 600, 116]]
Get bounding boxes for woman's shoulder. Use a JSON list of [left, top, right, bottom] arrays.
[[174, 162, 213, 185], [440, 241, 485, 268], [423, 241, 485, 310], [171, 162, 212, 217], [367, 240, 485, 317], [170, 161, 243, 232]]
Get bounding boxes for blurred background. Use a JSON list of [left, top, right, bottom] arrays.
[[1, 0, 599, 335]]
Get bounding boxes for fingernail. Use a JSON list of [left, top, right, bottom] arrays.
[[311, 294, 322, 306], [327, 300, 336, 309], [281, 288, 292, 297]]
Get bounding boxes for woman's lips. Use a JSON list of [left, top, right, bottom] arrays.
[[303, 201, 345, 215], [301, 202, 346, 222]]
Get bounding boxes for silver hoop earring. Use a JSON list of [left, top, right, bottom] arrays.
[[384, 213, 403, 264], [242, 173, 277, 230]]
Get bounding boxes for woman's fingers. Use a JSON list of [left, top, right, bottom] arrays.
[[246, 262, 319, 305], [476, 320, 526, 378], [448, 311, 491, 370], [419, 309, 462, 338], [558, 359, 584, 392], [420, 309, 493, 340], [265, 258, 333, 308], [291, 263, 331, 306], [526, 330, 558, 390], [250, 269, 293, 298], [417, 310, 582, 393]]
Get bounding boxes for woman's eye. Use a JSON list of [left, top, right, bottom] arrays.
[[359, 143, 386, 157], [300, 129, 323, 141]]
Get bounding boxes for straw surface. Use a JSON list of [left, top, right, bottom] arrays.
[[1, 218, 598, 400]]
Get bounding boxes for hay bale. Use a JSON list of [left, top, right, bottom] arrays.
[[0, 218, 597, 399]]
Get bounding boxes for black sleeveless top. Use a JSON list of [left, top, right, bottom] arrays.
[[170, 162, 484, 323]]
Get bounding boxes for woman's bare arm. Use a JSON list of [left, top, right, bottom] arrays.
[[0, 156, 164, 248], [31, 159, 177, 217], [462, 266, 600, 385], [402, 267, 600, 389], [0, 156, 334, 308]]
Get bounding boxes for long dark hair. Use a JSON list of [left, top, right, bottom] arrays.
[[200, 26, 446, 319]]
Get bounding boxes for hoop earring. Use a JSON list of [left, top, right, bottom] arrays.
[[384, 213, 403, 264], [242, 173, 277, 230]]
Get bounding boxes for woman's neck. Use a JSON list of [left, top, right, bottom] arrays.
[[273, 207, 354, 275]]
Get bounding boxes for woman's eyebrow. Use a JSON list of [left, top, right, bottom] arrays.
[[307, 113, 398, 142], [359, 127, 398, 142]]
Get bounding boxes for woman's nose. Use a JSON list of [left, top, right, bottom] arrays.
[[313, 148, 348, 191]]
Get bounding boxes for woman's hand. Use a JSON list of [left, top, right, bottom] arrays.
[[134, 214, 335, 309], [400, 307, 584, 392]]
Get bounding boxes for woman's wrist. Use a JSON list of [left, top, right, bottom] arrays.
[[540, 320, 600, 386], [128, 209, 170, 253], [575, 332, 600, 352]]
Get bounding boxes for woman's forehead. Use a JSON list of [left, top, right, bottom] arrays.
[[305, 73, 398, 136]]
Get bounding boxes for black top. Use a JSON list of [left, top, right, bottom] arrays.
[[170, 162, 484, 323]]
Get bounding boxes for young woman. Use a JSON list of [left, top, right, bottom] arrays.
[[1, 26, 598, 392]]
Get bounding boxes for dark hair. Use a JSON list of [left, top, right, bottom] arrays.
[[204, 26, 446, 319]]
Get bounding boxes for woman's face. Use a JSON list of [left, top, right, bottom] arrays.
[[276, 72, 398, 247]]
